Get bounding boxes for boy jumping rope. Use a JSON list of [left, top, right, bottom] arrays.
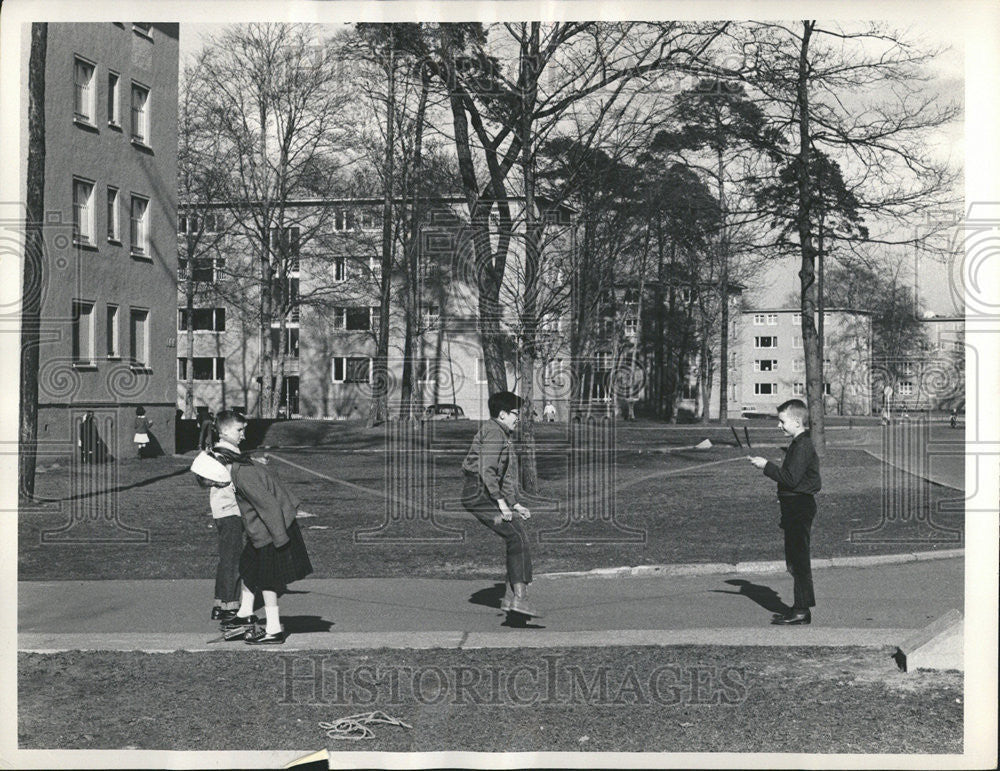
[[461, 391, 541, 618], [747, 398, 822, 625]]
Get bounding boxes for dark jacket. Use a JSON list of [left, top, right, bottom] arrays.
[[461, 418, 520, 504], [214, 445, 300, 548], [763, 430, 821, 495]]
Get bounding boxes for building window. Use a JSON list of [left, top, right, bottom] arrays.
[[731, 384, 738, 401], [72, 178, 95, 244], [179, 257, 223, 283], [766, 313, 778, 325], [333, 256, 346, 282], [129, 308, 149, 367], [793, 359, 805, 372], [107, 186, 120, 242], [415, 357, 434, 384], [131, 82, 150, 144], [792, 313, 802, 325], [899, 381, 914, 396], [107, 71, 120, 125], [177, 308, 226, 332], [753, 314, 765, 325], [333, 306, 373, 331], [900, 362, 915, 376], [824, 382, 832, 395], [793, 382, 805, 396], [177, 357, 225, 381], [270, 226, 300, 271], [369, 254, 382, 281], [754, 382, 778, 395], [105, 304, 119, 358], [792, 335, 803, 349], [73, 56, 96, 123], [71, 300, 95, 365], [359, 208, 381, 231], [753, 359, 778, 372], [269, 326, 300, 358], [130, 195, 149, 256], [333, 208, 355, 232], [421, 303, 440, 329], [476, 357, 488, 384], [754, 336, 777, 349], [332, 356, 371, 384]]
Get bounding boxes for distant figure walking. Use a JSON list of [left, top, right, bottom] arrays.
[[950, 409, 958, 429], [542, 403, 557, 423], [198, 410, 218, 451], [79, 411, 98, 464], [133, 406, 152, 459]]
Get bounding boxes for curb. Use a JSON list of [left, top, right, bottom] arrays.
[[537, 548, 964, 580], [18, 627, 912, 653], [859, 448, 964, 491]]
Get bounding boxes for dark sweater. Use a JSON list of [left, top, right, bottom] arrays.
[[763, 430, 821, 495]]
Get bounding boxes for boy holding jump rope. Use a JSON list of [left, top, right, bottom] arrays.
[[747, 399, 822, 625], [461, 391, 541, 618]]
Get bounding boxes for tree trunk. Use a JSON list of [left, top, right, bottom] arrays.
[[717, 147, 730, 422], [19, 22, 47, 503], [518, 23, 541, 494], [796, 20, 825, 453], [368, 35, 396, 428], [184, 233, 196, 419]]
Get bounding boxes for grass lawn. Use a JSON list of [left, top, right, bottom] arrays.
[[18, 645, 962, 752], [18, 422, 964, 581]]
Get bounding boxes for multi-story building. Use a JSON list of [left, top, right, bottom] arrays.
[[737, 308, 874, 416], [878, 314, 965, 412], [176, 197, 574, 421], [18, 23, 180, 457]]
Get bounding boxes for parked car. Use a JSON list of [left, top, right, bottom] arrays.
[[421, 403, 466, 421]]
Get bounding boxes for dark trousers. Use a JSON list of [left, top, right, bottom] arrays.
[[462, 471, 532, 585], [214, 515, 243, 607], [778, 495, 816, 610]]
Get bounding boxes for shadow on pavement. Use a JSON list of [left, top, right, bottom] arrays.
[[710, 578, 791, 616], [469, 583, 546, 628], [281, 615, 334, 635]]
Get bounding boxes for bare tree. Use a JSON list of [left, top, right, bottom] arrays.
[[744, 21, 959, 450], [188, 23, 351, 417]]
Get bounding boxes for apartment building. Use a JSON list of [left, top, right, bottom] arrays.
[[176, 197, 574, 421], [20, 23, 179, 457], [738, 308, 874, 415]]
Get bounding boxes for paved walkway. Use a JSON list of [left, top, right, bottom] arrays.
[[19, 556, 962, 652]]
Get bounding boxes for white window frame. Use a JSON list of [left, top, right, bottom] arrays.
[[792, 313, 802, 325], [421, 303, 440, 328], [72, 300, 96, 366], [899, 381, 914, 396], [754, 382, 778, 396], [415, 357, 435, 384], [72, 177, 96, 245], [331, 356, 371, 384], [105, 303, 120, 359], [73, 56, 96, 124], [793, 382, 805, 396], [754, 336, 777, 349], [766, 313, 778, 325], [476, 357, 489, 385], [792, 335, 803, 349], [792, 359, 805, 372], [107, 186, 120, 242], [129, 307, 150, 368], [178, 307, 226, 333], [333, 256, 346, 283], [178, 356, 226, 382], [107, 70, 120, 126], [753, 314, 765, 326], [130, 81, 150, 145], [130, 194, 150, 257], [753, 359, 778, 372], [369, 254, 382, 280]]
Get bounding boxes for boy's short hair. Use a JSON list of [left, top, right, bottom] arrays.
[[216, 409, 247, 433], [488, 391, 523, 418], [777, 399, 809, 424]]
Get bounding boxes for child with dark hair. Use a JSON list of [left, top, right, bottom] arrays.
[[747, 398, 822, 625], [461, 390, 540, 617]]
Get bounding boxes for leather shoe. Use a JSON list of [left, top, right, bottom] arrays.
[[244, 628, 285, 645], [221, 614, 259, 630], [771, 609, 811, 625], [500, 587, 514, 612], [211, 608, 238, 622], [508, 596, 543, 618]]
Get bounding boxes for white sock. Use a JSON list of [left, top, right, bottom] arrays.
[[263, 604, 281, 635], [237, 586, 255, 618]]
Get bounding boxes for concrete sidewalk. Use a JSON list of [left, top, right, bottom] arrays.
[[19, 556, 962, 653]]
